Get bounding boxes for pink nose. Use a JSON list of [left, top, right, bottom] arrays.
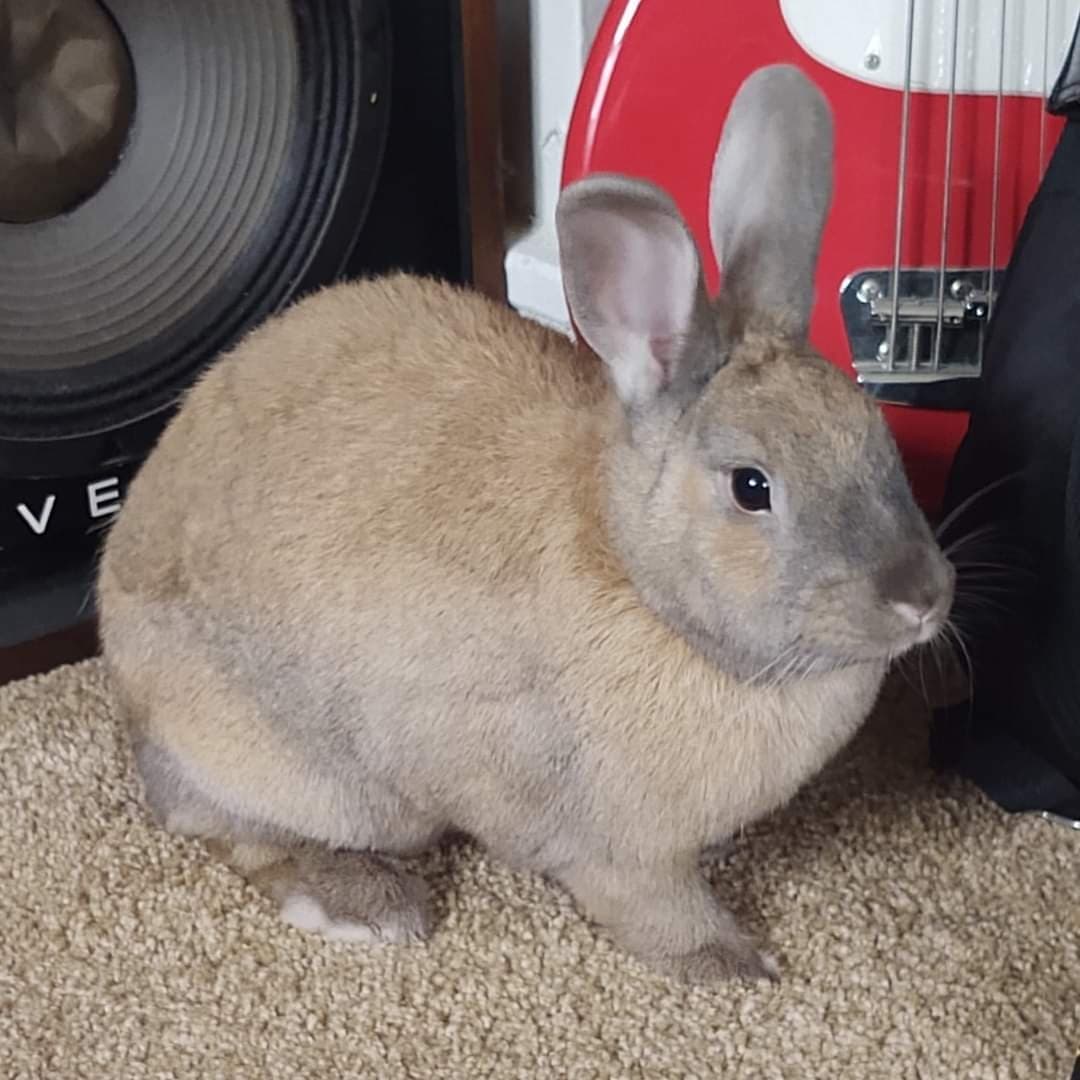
[[877, 543, 955, 641], [892, 600, 943, 641]]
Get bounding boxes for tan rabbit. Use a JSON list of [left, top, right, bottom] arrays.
[[97, 65, 954, 983]]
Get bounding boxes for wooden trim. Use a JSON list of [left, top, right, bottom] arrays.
[[0, 619, 99, 687], [458, 0, 508, 302]]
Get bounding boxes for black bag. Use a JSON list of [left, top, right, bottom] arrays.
[[930, 26, 1080, 823]]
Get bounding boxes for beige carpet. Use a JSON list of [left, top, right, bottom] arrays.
[[2, 660, 1076, 1079]]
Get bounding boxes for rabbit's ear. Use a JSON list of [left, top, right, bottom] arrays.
[[708, 64, 833, 341], [556, 175, 720, 410]]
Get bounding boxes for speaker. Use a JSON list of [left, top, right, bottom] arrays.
[[0, 0, 475, 659]]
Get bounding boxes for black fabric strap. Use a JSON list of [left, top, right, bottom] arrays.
[[932, 704, 1080, 820], [932, 40, 1080, 818], [1051, 12, 1080, 116]]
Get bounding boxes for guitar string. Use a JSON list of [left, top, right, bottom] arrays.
[[932, 0, 962, 372], [987, 0, 1007, 326], [888, 0, 917, 372]]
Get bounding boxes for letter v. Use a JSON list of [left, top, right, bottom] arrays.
[[17, 495, 56, 535]]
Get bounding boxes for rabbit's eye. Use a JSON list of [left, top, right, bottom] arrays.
[[731, 468, 771, 513]]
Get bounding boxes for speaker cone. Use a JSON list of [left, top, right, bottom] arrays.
[[0, 0, 135, 226], [0, 0, 389, 463]]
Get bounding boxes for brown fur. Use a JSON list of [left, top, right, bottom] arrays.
[[97, 66, 952, 982]]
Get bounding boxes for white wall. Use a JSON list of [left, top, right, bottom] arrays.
[[581, 0, 610, 50], [496, 0, 608, 333]]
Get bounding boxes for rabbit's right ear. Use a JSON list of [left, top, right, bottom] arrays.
[[708, 64, 834, 341], [556, 175, 720, 411]]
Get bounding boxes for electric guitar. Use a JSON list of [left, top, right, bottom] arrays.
[[562, 0, 1077, 512]]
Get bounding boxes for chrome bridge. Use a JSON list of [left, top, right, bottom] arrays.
[[840, 268, 1003, 410]]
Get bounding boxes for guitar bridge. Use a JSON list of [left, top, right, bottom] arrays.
[[839, 268, 1002, 410]]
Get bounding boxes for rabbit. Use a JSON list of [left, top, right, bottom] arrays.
[[96, 64, 954, 984]]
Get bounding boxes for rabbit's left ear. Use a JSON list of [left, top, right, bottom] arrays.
[[708, 64, 834, 342]]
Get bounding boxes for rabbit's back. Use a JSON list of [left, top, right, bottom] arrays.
[[104, 274, 605, 598]]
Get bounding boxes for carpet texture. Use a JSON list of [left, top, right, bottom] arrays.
[[1, 659, 1076, 1079]]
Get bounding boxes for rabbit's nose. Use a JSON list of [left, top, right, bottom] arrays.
[[877, 544, 955, 637], [892, 600, 936, 627], [891, 598, 942, 639]]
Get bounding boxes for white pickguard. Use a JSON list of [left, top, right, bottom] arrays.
[[780, 0, 1079, 96]]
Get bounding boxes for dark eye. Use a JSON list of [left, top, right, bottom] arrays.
[[731, 467, 771, 513]]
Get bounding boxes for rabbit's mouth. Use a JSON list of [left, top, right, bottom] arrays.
[[862, 596, 955, 661], [785, 597, 953, 671]]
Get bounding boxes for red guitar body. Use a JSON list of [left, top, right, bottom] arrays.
[[562, 0, 1063, 513]]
